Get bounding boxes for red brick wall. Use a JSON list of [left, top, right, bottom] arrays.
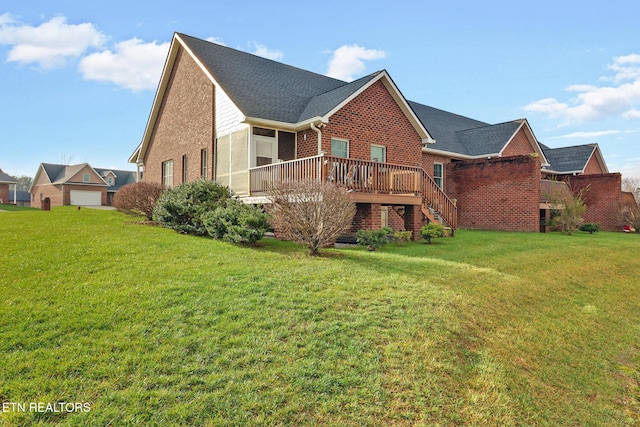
[[583, 154, 605, 174], [447, 155, 541, 231], [31, 184, 63, 207], [0, 184, 8, 204], [318, 80, 423, 166], [422, 153, 453, 189], [143, 47, 215, 185], [567, 173, 622, 231], [501, 127, 534, 157]]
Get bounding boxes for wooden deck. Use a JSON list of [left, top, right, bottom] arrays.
[[248, 154, 458, 231]]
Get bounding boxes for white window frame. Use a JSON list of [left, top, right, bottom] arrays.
[[433, 162, 443, 188], [162, 160, 174, 188], [83, 173, 90, 183], [331, 138, 349, 158], [370, 144, 387, 162], [201, 149, 208, 179]]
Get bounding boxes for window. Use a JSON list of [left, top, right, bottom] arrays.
[[253, 127, 276, 137], [201, 149, 208, 179], [83, 173, 90, 183], [370, 145, 386, 162], [182, 155, 188, 183], [331, 138, 349, 158], [162, 160, 174, 188], [433, 163, 443, 188], [107, 177, 113, 186]]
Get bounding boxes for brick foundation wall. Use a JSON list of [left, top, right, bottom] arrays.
[[447, 155, 541, 231], [351, 203, 382, 233], [143, 47, 215, 186], [566, 173, 622, 231]]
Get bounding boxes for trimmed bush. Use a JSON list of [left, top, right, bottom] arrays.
[[393, 230, 412, 245], [420, 223, 446, 244], [201, 199, 270, 245], [579, 223, 600, 234], [113, 181, 165, 220], [153, 180, 232, 235], [356, 228, 390, 251]]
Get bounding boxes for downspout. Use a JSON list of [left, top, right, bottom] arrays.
[[310, 122, 322, 155]]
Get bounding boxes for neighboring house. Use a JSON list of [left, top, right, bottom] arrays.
[[9, 190, 31, 207], [0, 168, 18, 204], [129, 33, 623, 235], [30, 163, 137, 208]]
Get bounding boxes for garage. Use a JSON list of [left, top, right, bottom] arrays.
[[70, 190, 102, 206]]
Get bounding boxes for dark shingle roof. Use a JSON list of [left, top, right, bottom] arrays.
[[94, 168, 137, 191], [0, 168, 17, 183], [40, 163, 67, 183], [542, 144, 596, 173], [408, 102, 522, 156], [178, 33, 352, 123], [456, 121, 523, 156]]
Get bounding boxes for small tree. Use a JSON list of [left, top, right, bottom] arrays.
[[420, 223, 446, 244], [268, 179, 356, 256], [545, 183, 588, 235], [113, 181, 165, 220]]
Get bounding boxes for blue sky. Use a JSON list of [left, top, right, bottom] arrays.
[[1, 1, 639, 180]]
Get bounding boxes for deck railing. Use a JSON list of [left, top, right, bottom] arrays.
[[249, 154, 457, 230]]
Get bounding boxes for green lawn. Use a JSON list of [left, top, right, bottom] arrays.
[[0, 207, 638, 426]]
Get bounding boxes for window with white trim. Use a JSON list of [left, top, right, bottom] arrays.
[[162, 160, 174, 188], [433, 163, 443, 188], [370, 145, 386, 162], [201, 149, 208, 179], [331, 138, 349, 158], [182, 155, 188, 183], [83, 173, 90, 183]]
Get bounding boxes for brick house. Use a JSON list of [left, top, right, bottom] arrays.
[[31, 163, 136, 208], [129, 33, 623, 235], [0, 168, 18, 205]]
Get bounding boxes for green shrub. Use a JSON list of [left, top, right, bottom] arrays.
[[579, 223, 600, 234], [356, 228, 390, 251], [153, 180, 232, 235], [393, 230, 412, 245], [420, 223, 446, 244], [201, 199, 270, 245]]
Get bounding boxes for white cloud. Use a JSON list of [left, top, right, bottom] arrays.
[[606, 53, 640, 83], [326, 44, 385, 82], [79, 38, 169, 91], [552, 130, 622, 139], [251, 42, 282, 60], [623, 109, 640, 119], [524, 54, 640, 123], [0, 13, 105, 69], [206, 36, 226, 46]]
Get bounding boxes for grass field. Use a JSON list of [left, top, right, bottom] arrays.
[[0, 207, 638, 426]]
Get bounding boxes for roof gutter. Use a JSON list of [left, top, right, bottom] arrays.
[[310, 122, 323, 155]]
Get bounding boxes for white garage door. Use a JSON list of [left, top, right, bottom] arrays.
[[70, 190, 102, 206]]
